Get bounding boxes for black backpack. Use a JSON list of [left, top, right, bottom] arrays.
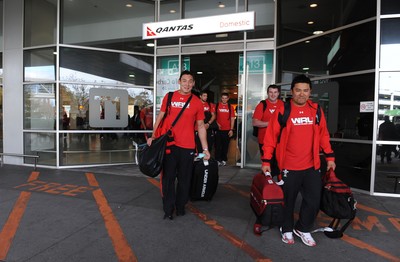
[[252, 100, 267, 137]]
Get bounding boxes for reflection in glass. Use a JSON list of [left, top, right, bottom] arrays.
[[278, 0, 375, 45], [61, 0, 154, 53], [59, 133, 137, 166], [0, 86, 2, 152], [24, 0, 56, 47], [375, 144, 400, 194], [247, 0, 274, 39], [24, 48, 56, 82], [60, 85, 153, 131], [331, 142, 372, 192], [380, 19, 400, 69], [23, 84, 56, 130], [59, 48, 153, 86], [242, 50, 274, 167], [24, 132, 56, 166], [277, 22, 375, 79], [381, 0, 400, 15], [378, 72, 400, 132]]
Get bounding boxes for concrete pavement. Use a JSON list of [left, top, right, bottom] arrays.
[[0, 164, 399, 262]]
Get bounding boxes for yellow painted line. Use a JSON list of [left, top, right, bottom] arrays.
[[86, 173, 137, 262], [0, 171, 38, 260]]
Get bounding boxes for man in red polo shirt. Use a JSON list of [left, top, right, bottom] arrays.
[[195, 91, 216, 154], [148, 71, 210, 220], [261, 75, 335, 247], [252, 84, 284, 176], [215, 92, 235, 166]]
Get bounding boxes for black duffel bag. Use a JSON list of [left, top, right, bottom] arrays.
[[138, 131, 170, 178]]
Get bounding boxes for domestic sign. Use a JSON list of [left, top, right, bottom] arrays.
[[143, 11, 255, 40], [360, 101, 374, 113]]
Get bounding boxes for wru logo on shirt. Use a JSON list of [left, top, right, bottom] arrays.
[[171, 101, 191, 108], [291, 117, 314, 125]]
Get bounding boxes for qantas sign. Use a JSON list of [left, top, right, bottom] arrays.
[[143, 11, 255, 40]]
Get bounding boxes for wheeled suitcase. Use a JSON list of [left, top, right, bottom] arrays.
[[190, 158, 219, 201], [250, 173, 285, 235]]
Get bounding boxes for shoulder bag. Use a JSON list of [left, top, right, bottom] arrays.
[[138, 94, 193, 177]]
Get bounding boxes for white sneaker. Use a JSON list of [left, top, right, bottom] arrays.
[[280, 227, 294, 244], [221, 161, 226, 166], [293, 229, 316, 247], [218, 161, 223, 166]]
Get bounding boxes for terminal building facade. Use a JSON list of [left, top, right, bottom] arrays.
[[0, 0, 399, 197]]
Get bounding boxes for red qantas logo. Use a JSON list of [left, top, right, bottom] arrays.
[[147, 27, 156, 37]]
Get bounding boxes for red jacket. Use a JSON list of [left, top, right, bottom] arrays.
[[261, 100, 334, 170]]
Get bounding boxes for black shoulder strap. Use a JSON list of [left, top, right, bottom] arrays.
[[261, 100, 267, 112], [278, 100, 291, 128], [316, 104, 321, 125], [164, 92, 173, 117]]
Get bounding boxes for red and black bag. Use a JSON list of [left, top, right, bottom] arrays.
[[319, 168, 357, 238], [250, 173, 284, 235]]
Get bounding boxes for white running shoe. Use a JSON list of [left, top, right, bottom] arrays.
[[221, 161, 226, 166], [293, 229, 316, 247], [280, 227, 294, 244]]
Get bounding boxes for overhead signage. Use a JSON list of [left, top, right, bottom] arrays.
[[143, 11, 255, 40]]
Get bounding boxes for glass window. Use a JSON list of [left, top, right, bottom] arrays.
[[24, 48, 56, 82], [0, 0, 3, 51], [24, 0, 57, 47], [60, 85, 153, 131], [23, 84, 56, 130], [331, 142, 372, 192], [184, 0, 237, 19], [247, 0, 275, 39], [277, 22, 375, 80], [380, 18, 400, 69], [378, 72, 400, 141], [59, 47, 154, 87], [381, 0, 400, 15], [375, 144, 400, 194], [59, 132, 137, 166], [182, 0, 244, 44], [24, 132, 56, 166], [0, 85, 2, 153], [242, 50, 274, 167], [278, 0, 376, 45], [160, 0, 180, 21], [61, 0, 154, 53]]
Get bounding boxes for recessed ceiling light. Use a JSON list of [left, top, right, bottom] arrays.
[[313, 30, 324, 35], [169, 9, 176, 13], [218, 2, 225, 8], [147, 43, 155, 47], [126, 4, 133, 8], [216, 33, 228, 38], [129, 74, 135, 78], [302, 67, 310, 71], [307, 21, 314, 25], [310, 3, 318, 8], [305, 40, 310, 43], [197, 72, 203, 75]]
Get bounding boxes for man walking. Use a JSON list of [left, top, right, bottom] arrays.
[[261, 74, 335, 246]]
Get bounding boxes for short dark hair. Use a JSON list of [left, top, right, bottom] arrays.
[[200, 90, 208, 96], [291, 74, 312, 90], [267, 84, 281, 93], [179, 70, 195, 80], [221, 92, 229, 97]]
